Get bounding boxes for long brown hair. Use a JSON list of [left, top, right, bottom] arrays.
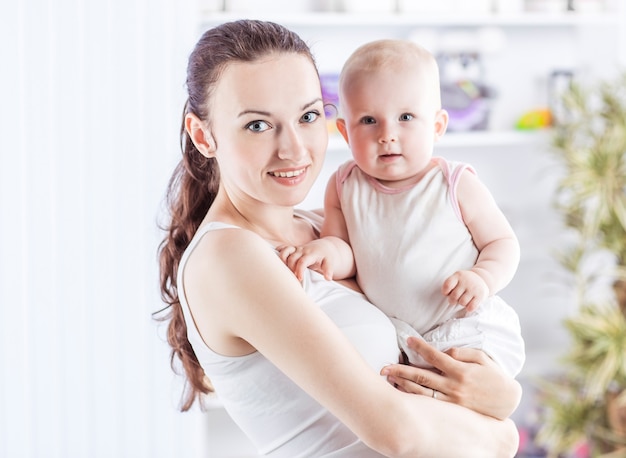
[[156, 20, 317, 411]]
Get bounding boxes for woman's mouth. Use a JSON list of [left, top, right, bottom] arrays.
[[268, 168, 306, 178]]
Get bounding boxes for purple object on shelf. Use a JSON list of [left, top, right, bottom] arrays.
[[320, 73, 340, 119]]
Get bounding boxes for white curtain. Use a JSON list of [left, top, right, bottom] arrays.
[[0, 1, 210, 456]]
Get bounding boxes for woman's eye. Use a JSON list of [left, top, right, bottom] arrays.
[[360, 116, 376, 125], [399, 113, 414, 121], [301, 111, 319, 123], [246, 120, 270, 132]]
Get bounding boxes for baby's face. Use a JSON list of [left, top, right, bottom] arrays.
[[338, 65, 446, 188]]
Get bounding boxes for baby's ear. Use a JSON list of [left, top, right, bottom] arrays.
[[336, 118, 349, 145], [434, 109, 449, 140], [185, 113, 216, 158]]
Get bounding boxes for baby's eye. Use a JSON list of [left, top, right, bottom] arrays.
[[360, 116, 376, 125], [399, 113, 414, 121], [301, 111, 320, 123], [246, 120, 271, 132]]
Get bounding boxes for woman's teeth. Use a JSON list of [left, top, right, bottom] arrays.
[[270, 169, 305, 178]]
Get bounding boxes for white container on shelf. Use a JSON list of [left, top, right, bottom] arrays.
[[494, 0, 525, 13], [198, 0, 225, 12], [398, 0, 492, 13], [224, 0, 315, 13], [398, 0, 454, 13], [571, 0, 606, 12], [338, 0, 396, 13], [524, 0, 568, 12]]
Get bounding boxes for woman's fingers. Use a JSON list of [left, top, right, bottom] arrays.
[[444, 345, 494, 366], [404, 337, 460, 375], [382, 364, 449, 402], [384, 337, 521, 419], [405, 338, 522, 419]]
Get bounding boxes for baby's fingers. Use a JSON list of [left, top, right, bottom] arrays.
[[318, 259, 333, 281], [294, 254, 330, 281], [441, 274, 459, 296], [277, 245, 297, 264], [293, 257, 311, 282]]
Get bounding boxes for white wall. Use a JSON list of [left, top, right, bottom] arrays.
[[0, 1, 210, 457]]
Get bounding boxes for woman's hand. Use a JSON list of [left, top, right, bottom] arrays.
[[381, 337, 522, 420]]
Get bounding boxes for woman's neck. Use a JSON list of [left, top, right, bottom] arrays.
[[206, 193, 313, 246]]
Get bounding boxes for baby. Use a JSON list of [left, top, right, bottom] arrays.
[[279, 39, 525, 378]]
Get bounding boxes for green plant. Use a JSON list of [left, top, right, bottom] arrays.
[[536, 72, 626, 457]]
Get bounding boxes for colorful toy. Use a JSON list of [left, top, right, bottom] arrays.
[[516, 108, 552, 130]]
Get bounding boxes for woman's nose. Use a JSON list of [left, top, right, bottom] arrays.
[[277, 126, 307, 160]]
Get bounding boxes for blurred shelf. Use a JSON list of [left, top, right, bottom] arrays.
[[199, 11, 621, 28], [327, 129, 550, 152], [439, 129, 550, 148]]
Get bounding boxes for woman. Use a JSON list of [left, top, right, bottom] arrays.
[[158, 19, 520, 457]]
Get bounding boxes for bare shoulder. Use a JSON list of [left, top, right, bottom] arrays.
[[185, 226, 276, 282], [457, 166, 482, 185], [182, 226, 295, 354], [457, 167, 493, 201]]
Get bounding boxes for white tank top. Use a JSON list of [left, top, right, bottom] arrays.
[[177, 210, 399, 457], [337, 158, 479, 334]]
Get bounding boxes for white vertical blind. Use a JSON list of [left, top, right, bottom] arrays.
[[0, 1, 209, 456]]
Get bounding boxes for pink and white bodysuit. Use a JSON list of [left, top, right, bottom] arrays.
[[337, 158, 525, 377]]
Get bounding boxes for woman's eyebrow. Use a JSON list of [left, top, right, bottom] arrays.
[[238, 98, 324, 118], [302, 97, 323, 110], [238, 109, 270, 117]]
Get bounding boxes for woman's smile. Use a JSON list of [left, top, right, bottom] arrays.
[[268, 167, 307, 178], [268, 166, 309, 185]]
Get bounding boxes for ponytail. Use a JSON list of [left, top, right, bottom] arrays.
[[156, 19, 316, 411]]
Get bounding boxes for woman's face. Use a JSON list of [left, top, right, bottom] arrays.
[[209, 53, 328, 208]]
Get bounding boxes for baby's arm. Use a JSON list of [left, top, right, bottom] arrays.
[[278, 172, 356, 281], [442, 170, 520, 312], [278, 236, 353, 281]]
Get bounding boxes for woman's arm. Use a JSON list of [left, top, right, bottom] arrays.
[[185, 228, 519, 457], [381, 337, 522, 420]]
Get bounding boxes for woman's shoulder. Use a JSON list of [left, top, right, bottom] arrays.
[[181, 222, 286, 317], [186, 222, 271, 269]]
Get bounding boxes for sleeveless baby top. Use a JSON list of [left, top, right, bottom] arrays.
[[337, 158, 480, 334], [177, 210, 399, 457], [336, 159, 526, 377]]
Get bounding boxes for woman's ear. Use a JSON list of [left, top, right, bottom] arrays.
[[185, 113, 216, 158], [434, 109, 449, 141], [336, 118, 349, 145]]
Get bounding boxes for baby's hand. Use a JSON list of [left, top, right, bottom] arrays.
[[441, 270, 489, 312], [276, 240, 335, 282]]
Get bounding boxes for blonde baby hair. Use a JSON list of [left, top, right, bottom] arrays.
[[338, 39, 442, 109]]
